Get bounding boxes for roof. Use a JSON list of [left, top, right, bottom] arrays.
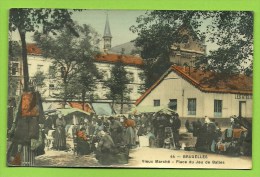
[[26, 43, 143, 66], [96, 53, 143, 66], [109, 41, 140, 55], [27, 43, 42, 55], [103, 14, 112, 38], [135, 65, 253, 106]]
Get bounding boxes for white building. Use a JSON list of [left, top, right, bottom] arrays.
[[135, 65, 252, 119], [24, 44, 144, 103]]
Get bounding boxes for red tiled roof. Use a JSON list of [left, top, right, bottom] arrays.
[[96, 53, 143, 66], [26, 43, 143, 66], [135, 65, 252, 106], [27, 43, 42, 55]]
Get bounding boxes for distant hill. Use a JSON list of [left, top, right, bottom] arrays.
[[109, 41, 141, 55]]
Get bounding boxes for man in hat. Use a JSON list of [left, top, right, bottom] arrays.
[[172, 113, 181, 149]]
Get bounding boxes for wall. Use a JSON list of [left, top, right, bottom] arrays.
[[27, 55, 144, 101], [137, 70, 253, 119]]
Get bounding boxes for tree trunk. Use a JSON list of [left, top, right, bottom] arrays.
[[111, 97, 115, 112], [62, 76, 67, 109], [120, 93, 124, 114], [18, 29, 29, 91]]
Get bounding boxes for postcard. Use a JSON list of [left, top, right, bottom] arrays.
[[7, 9, 252, 169]]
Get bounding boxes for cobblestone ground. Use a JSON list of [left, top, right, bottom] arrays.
[[35, 150, 100, 167], [34, 131, 251, 169]]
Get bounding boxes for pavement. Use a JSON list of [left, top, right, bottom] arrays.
[[34, 130, 251, 169]]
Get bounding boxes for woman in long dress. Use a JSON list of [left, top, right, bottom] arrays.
[[53, 113, 66, 150], [123, 117, 136, 149]]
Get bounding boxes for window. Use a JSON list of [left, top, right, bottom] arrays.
[[126, 72, 134, 82], [188, 98, 196, 115], [37, 64, 43, 72], [11, 62, 19, 76], [168, 99, 177, 111], [154, 99, 160, 107], [49, 66, 55, 78], [49, 84, 55, 90], [214, 100, 222, 117]]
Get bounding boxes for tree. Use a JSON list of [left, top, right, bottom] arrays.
[[74, 56, 103, 111], [196, 11, 253, 75], [130, 10, 253, 89], [32, 71, 46, 94], [9, 9, 77, 91], [105, 54, 131, 114], [8, 40, 22, 99], [34, 24, 101, 108]]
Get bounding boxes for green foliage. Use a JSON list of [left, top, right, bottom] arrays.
[[32, 71, 46, 88], [33, 23, 102, 103], [8, 41, 22, 99], [196, 11, 253, 75], [131, 10, 253, 89], [9, 41, 21, 60], [9, 8, 77, 91], [105, 60, 131, 113]]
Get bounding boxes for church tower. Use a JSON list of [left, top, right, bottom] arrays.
[[103, 14, 112, 52]]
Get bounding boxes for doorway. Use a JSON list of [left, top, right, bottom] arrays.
[[239, 101, 246, 117]]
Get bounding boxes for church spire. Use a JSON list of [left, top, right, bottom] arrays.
[[103, 13, 112, 52]]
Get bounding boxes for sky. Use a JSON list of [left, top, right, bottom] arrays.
[[10, 10, 147, 48], [10, 9, 218, 53]]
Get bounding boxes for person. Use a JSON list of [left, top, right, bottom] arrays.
[[95, 130, 116, 165], [172, 113, 181, 149], [53, 113, 66, 150], [195, 117, 210, 152], [123, 116, 136, 148], [94, 118, 104, 135], [185, 120, 191, 133], [43, 113, 53, 135], [156, 113, 168, 148], [207, 119, 217, 152], [76, 127, 91, 155], [7, 87, 44, 166], [109, 116, 123, 146]]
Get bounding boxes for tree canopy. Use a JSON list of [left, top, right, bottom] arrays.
[[105, 54, 131, 113], [130, 10, 253, 89], [33, 23, 102, 106], [9, 8, 78, 91]]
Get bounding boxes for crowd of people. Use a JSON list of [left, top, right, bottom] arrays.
[[7, 100, 252, 166], [37, 110, 182, 165], [184, 116, 252, 156]]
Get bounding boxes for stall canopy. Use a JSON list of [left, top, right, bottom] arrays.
[[56, 108, 90, 124], [91, 103, 114, 116], [42, 102, 71, 114]]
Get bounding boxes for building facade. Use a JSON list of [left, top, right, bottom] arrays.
[[135, 66, 252, 119], [169, 24, 206, 67], [23, 45, 144, 103]]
